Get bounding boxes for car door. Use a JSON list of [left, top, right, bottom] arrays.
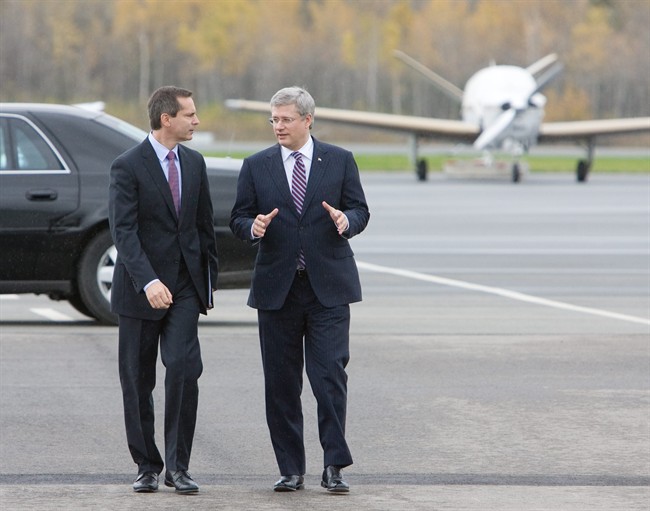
[[0, 114, 79, 281]]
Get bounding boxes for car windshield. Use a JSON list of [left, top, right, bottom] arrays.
[[94, 113, 148, 142]]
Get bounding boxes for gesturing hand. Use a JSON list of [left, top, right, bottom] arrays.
[[322, 201, 349, 235], [252, 208, 279, 238], [145, 281, 173, 309]]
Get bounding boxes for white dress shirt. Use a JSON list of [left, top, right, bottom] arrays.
[[144, 133, 182, 291]]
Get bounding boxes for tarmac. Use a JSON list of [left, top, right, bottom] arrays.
[[2, 483, 648, 511], [1, 172, 648, 511]]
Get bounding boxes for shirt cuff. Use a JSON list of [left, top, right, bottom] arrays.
[[341, 213, 350, 233], [144, 278, 160, 291]]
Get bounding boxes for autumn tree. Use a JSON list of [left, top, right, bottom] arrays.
[[0, 0, 648, 134]]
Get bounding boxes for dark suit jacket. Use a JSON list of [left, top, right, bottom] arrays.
[[109, 138, 219, 320], [230, 138, 369, 310]]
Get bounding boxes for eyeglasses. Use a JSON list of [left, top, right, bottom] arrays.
[[268, 116, 300, 126]]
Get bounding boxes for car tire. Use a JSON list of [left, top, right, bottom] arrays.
[[67, 293, 95, 319], [77, 229, 118, 325]]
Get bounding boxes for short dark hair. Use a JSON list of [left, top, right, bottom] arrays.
[[147, 86, 193, 130]]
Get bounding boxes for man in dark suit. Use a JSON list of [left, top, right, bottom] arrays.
[[109, 86, 218, 494], [230, 86, 369, 493]]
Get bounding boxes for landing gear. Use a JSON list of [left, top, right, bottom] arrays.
[[409, 135, 428, 182], [511, 162, 521, 183], [416, 158, 428, 181], [576, 139, 594, 183], [576, 159, 590, 182]]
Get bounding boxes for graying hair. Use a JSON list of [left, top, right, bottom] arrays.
[[270, 86, 315, 128]]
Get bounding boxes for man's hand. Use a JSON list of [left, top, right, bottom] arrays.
[[322, 201, 349, 235], [252, 208, 279, 238], [145, 281, 173, 309]]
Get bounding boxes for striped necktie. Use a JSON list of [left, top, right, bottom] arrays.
[[291, 151, 307, 269]]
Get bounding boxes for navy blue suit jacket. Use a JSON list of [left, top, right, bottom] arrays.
[[108, 139, 219, 319], [230, 138, 369, 310]]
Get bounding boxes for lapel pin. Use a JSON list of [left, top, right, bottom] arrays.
[[318, 158, 322, 162]]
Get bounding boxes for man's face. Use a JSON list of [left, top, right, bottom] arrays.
[[270, 104, 311, 151], [165, 96, 200, 142]]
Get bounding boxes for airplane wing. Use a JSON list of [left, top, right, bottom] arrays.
[[227, 98, 649, 144], [226, 98, 649, 183], [225, 99, 478, 141], [539, 118, 650, 142]]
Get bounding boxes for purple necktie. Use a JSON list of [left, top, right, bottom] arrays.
[[291, 151, 307, 269], [166, 150, 180, 215]]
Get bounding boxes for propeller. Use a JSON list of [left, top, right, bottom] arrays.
[[532, 61, 564, 94], [392, 49, 564, 152], [473, 61, 563, 150], [393, 50, 464, 103], [473, 107, 518, 150]]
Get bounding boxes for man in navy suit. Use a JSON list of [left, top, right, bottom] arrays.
[[230, 86, 369, 493], [109, 86, 218, 494]]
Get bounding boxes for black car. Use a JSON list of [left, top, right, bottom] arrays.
[[0, 103, 256, 325]]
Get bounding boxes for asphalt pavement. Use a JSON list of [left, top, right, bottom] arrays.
[[1, 171, 649, 510]]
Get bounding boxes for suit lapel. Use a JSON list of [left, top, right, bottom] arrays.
[[178, 146, 197, 225], [266, 146, 295, 210], [302, 139, 327, 213]]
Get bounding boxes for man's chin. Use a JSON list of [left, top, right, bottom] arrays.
[[276, 136, 292, 148]]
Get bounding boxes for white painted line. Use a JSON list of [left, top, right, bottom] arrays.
[[30, 308, 75, 322], [357, 261, 650, 326], [355, 248, 649, 255], [0, 294, 19, 300]]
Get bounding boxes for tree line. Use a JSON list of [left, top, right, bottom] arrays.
[[1, 0, 648, 139]]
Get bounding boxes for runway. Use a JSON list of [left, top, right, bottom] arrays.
[[0, 171, 648, 510]]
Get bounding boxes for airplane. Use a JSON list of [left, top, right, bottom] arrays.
[[225, 50, 650, 183]]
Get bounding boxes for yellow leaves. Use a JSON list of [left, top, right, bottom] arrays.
[[544, 86, 591, 121], [381, 1, 413, 69], [308, 0, 361, 66], [48, 1, 83, 63], [569, 4, 614, 73], [2, 0, 648, 122], [177, 0, 257, 73], [340, 31, 357, 68]]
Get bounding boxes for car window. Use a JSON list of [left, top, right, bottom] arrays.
[[0, 117, 65, 171], [34, 111, 141, 175]]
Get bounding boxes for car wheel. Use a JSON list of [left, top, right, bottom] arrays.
[[77, 229, 118, 325], [67, 293, 94, 318]]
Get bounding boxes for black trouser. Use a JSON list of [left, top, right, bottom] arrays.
[[118, 261, 203, 474], [258, 271, 353, 475]]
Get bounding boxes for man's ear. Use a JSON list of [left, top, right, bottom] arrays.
[[161, 113, 171, 127]]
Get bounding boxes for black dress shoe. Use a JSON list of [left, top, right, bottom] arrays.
[[273, 475, 304, 492], [321, 465, 349, 493], [133, 471, 158, 493], [164, 470, 199, 494]]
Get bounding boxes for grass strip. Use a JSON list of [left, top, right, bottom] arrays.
[[202, 151, 649, 173]]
